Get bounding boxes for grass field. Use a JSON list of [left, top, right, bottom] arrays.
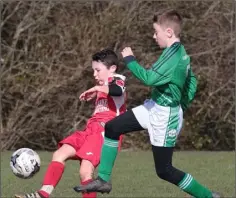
[[1, 151, 235, 197]]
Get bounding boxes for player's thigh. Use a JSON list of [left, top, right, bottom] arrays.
[[52, 144, 76, 162], [149, 105, 183, 147], [55, 131, 87, 161], [58, 131, 86, 150], [76, 133, 104, 167], [132, 104, 150, 130], [105, 108, 145, 135], [79, 159, 95, 181]]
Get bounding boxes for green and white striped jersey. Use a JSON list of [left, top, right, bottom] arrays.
[[124, 42, 197, 110]]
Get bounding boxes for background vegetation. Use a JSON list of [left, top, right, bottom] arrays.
[[1, 1, 235, 150]]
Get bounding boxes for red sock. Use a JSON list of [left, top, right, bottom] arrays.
[[81, 179, 97, 198], [38, 161, 64, 198]]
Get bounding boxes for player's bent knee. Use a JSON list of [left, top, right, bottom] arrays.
[[52, 150, 64, 162], [155, 165, 185, 185], [156, 170, 170, 181], [155, 166, 172, 181]]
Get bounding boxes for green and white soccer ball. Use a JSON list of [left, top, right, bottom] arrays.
[[10, 148, 41, 179]]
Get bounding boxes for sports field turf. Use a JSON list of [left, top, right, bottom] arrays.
[[1, 151, 235, 197]]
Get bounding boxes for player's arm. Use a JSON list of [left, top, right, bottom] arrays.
[[180, 68, 197, 112], [80, 79, 125, 101], [187, 68, 197, 102], [93, 85, 121, 96], [94, 78, 125, 96], [124, 55, 173, 86]]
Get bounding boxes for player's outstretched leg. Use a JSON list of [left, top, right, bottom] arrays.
[[152, 146, 222, 198], [15, 144, 76, 198]]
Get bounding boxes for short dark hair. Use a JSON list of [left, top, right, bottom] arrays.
[[92, 49, 119, 70], [153, 10, 182, 37]]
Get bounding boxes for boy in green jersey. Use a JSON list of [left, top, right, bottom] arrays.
[[74, 10, 221, 198]]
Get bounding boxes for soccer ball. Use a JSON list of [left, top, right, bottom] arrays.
[[10, 148, 41, 179]]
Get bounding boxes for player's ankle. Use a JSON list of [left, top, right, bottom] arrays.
[[97, 175, 110, 182], [38, 190, 49, 198]]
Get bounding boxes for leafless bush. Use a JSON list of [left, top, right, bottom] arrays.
[[1, 1, 235, 150]]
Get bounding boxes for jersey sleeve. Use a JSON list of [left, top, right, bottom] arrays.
[[108, 76, 126, 96], [180, 68, 197, 111], [123, 55, 174, 86]]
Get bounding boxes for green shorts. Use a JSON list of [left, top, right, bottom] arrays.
[[132, 99, 183, 147]]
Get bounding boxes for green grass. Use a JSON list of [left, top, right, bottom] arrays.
[[1, 151, 235, 197]]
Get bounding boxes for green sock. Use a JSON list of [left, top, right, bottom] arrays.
[[178, 173, 212, 198], [98, 137, 119, 182]]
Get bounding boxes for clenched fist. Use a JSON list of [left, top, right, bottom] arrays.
[[121, 47, 134, 58]]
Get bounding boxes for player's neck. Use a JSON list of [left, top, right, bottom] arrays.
[[167, 38, 180, 47]]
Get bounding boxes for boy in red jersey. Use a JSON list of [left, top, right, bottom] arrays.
[[15, 49, 126, 198]]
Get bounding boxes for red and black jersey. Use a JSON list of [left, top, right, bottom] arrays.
[[92, 74, 126, 122]]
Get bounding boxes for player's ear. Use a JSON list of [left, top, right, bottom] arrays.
[[166, 28, 174, 38], [109, 65, 117, 73]]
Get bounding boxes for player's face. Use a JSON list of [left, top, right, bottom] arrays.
[[153, 23, 168, 48], [92, 61, 116, 85]]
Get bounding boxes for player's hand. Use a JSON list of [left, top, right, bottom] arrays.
[[121, 47, 134, 58], [79, 91, 96, 101], [79, 87, 97, 101], [85, 92, 97, 101]]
